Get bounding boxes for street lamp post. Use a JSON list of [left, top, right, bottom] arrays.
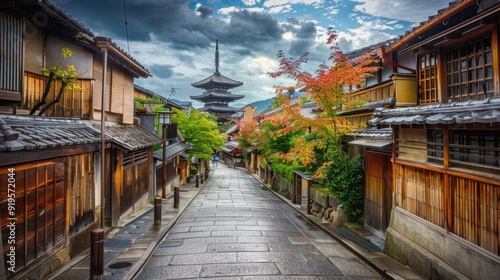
[[158, 111, 173, 198]]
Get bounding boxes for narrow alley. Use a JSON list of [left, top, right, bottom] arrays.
[[135, 163, 385, 279]]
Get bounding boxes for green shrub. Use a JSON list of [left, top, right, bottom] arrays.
[[271, 162, 304, 183], [321, 151, 364, 222]]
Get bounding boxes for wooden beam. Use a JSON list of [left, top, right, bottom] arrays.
[[0, 144, 100, 167]]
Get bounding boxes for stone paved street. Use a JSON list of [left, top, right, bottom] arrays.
[[135, 163, 385, 279]]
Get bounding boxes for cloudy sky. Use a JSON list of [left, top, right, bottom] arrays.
[[55, 0, 452, 108]]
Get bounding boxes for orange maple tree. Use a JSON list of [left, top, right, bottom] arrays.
[[266, 29, 379, 178]]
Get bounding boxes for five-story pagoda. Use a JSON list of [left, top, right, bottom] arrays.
[[191, 40, 244, 124]]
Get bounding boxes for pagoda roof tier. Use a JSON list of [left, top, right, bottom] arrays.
[[191, 72, 243, 90], [190, 91, 244, 102], [198, 105, 242, 113]]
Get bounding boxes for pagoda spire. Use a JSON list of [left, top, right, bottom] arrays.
[[215, 40, 220, 74]]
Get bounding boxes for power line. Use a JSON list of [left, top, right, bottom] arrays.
[[123, 0, 130, 54]]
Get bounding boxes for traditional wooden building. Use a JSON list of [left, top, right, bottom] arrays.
[[0, 115, 101, 279], [153, 131, 193, 194], [0, 1, 158, 278], [348, 0, 500, 278], [341, 38, 417, 237], [191, 40, 244, 124]]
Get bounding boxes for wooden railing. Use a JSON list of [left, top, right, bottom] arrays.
[[345, 80, 394, 107]]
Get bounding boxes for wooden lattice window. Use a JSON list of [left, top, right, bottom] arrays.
[[446, 35, 494, 102], [123, 148, 149, 168], [0, 12, 23, 96], [450, 130, 500, 173], [419, 51, 439, 104]]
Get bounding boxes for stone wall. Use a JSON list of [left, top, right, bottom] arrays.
[[309, 188, 346, 227], [385, 209, 500, 280], [270, 172, 293, 201]]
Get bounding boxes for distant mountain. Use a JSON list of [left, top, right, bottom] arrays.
[[249, 98, 275, 114], [169, 98, 192, 107], [248, 91, 304, 114]]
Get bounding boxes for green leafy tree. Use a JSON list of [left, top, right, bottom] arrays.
[[172, 108, 225, 161]]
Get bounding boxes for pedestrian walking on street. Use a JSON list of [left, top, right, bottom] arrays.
[[212, 153, 219, 167]]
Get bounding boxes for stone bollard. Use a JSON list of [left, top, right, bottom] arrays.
[[174, 186, 179, 208], [154, 197, 161, 226], [90, 229, 104, 280]]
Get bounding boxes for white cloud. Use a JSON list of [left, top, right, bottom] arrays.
[[219, 6, 240, 15], [247, 56, 279, 73], [268, 5, 293, 14], [351, 0, 451, 23], [263, 0, 325, 8], [282, 32, 294, 41], [242, 0, 262, 5]]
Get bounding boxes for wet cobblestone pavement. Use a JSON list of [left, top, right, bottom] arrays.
[[49, 163, 425, 280], [135, 164, 385, 279]]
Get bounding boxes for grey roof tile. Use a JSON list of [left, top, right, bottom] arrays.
[[3, 140, 26, 151], [476, 110, 500, 123], [153, 142, 192, 160], [370, 97, 500, 126], [0, 114, 101, 152], [87, 121, 162, 151]]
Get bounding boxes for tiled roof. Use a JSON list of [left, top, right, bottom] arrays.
[[349, 127, 392, 149], [0, 115, 101, 152], [222, 141, 239, 153], [191, 73, 243, 89], [197, 105, 241, 113], [369, 97, 500, 126], [338, 97, 395, 116], [87, 121, 162, 151], [153, 142, 193, 161], [226, 125, 238, 135], [299, 101, 319, 120], [190, 91, 245, 101]]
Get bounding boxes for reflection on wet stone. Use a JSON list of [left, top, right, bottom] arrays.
[[135, 165, 380, 279]]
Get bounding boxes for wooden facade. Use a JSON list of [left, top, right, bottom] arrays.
[[0, 1, 154, 278], [23, 73, 93, 119], [364, 1, 500, 278], [363, 152, 393, 235], [389, 126, 500, 257], [0, 116, 101, 279], [120, 148, 152, 217]]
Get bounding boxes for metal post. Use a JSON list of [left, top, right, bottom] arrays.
[[90, 229, 104, 280], [174, 186, 179, 208], [200, 173, 204, 184], [306, 185, 311, 214], [162, 124, 167, 198], [205, 171, 208, 181], [195, 174, 199, 188], [99, 44, 108, 230], [154, 197, 161, 226]]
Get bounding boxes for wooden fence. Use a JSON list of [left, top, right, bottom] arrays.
[[395, 163, 499, 256]]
